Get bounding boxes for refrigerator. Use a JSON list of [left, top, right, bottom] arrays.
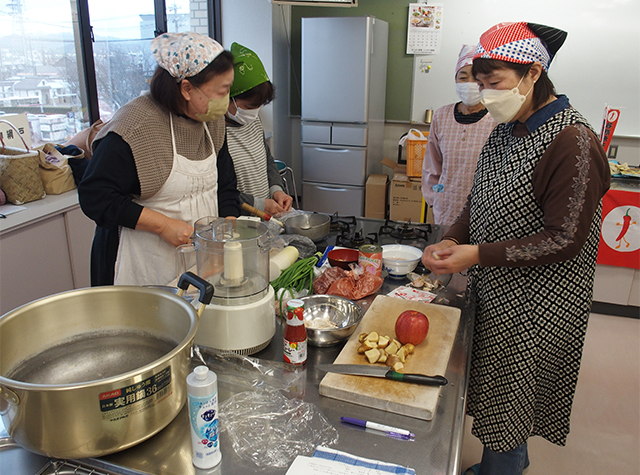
[[301, 16, 388, 216]]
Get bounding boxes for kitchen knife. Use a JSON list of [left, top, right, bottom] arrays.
[[316, 364, 447, 386]]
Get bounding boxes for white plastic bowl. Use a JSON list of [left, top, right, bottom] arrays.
[[381, 244, 423, 278]]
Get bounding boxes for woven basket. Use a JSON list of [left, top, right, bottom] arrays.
[[0, 120, 46, 204]]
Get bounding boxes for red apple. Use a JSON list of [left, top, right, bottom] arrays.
[[395, 310, 429, 345]]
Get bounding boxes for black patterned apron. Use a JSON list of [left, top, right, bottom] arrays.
[[466, 108, 602, 452]]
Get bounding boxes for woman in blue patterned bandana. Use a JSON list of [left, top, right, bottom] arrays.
[[79, 32, 241, 286], [422, 22, 610, 475]]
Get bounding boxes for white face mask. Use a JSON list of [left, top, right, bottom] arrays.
[[480, 74, 533, 123], [455, 82, 482, 106], [227, 98, 260, 125]]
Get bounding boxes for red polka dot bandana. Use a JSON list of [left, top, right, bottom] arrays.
[[474, 22, 551, 71]]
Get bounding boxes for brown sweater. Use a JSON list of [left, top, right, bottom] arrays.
[[94, 94, 226, 199], [445, 121, 610, 267]]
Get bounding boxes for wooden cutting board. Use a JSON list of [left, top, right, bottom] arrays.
[[319, 294, 460, 420]]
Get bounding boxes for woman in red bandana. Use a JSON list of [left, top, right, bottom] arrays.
[[422, 23, 610, 475]]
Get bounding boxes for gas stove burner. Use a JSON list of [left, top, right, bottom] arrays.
[[349, 230, 366, 247], [334, 229, 378, 248], [379, 219, 432, 241], [329, 213, 358, 233]]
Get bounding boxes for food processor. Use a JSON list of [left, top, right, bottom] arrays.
[[178, 217, 275, 355]]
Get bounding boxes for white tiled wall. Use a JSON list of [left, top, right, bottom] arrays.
[[189, 0, 208, 34]]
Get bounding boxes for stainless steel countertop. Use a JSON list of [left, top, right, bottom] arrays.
[[0, 274, 473, 475]]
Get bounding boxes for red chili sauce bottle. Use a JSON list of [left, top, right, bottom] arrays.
[[283, 299, 307, 366]]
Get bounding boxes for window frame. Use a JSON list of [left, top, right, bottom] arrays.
[[75, 0, 222, 123]]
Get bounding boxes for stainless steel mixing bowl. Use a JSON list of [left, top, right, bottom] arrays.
[[300, 295, 363, 347]]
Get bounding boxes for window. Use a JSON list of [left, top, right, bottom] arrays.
[[89, 0, 211, 121], [88, 0, 156, 121], [0, 0, 216, 145], [0, 0, 90, 146]]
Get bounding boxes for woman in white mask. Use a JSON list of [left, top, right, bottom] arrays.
[[225, 42, 293, 216], [422, 44, 497, 228], [79, 32, 241, 286], [422, 23, 610, 475]]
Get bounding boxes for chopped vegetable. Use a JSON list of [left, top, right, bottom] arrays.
[[365, 348, 381, 364], [355, 331, 416, 372]]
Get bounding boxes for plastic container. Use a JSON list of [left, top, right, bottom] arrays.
[[283, 299, 307, 366], [187, 366, 222, 469]]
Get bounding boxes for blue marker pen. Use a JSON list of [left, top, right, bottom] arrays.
[[340, 417, 415, 439]]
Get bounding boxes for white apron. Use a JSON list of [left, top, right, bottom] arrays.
[[114, 114, 218, 286]]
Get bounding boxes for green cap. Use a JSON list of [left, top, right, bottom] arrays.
[[230, 42, 270, 98]]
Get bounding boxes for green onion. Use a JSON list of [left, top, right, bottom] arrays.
[[271, 252, 321, 312]]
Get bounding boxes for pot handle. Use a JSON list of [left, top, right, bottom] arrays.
[[177, 272, 214, 318], [0, 385, 20, 405]]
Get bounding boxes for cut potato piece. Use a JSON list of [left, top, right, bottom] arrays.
[[358, 333, 368, 343], [357, 344, 367, 354], [377, 351, 388, 363], [391, 362, 404, 372], [365, 348, 381, 364], [402, 343, 415, 355], [386, 354, 400, 368], [378, 335, 389, 348], [365, 331, 379, 343], [397, 346, 408, 363], [385, 341, 399, 355], [363, 339, 378, 350]]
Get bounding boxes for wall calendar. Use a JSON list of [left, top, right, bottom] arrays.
[[406, 3, 443, 55]]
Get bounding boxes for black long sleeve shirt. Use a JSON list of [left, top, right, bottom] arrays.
[[78, 132, 240, 285]]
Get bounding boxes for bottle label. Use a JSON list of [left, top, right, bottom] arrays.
[[188, 391, 220, 463], [286, 299, 305, 326], [283, 337, 307, 365]]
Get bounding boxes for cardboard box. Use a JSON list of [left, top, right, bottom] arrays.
[[0, 113, 32, 148], [389, 178, 425, 222], [381, 158, 426, 223], [365, 174, 388, 219]]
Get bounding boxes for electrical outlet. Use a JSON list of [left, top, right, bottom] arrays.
[[608, 145, 618, 159]]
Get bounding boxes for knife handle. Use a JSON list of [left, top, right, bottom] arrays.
[[385, 370, 448, 386]]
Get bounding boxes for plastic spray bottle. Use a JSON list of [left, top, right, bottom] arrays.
[[187, 366, 222, 469]]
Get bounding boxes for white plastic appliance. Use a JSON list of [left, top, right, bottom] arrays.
[[178, 217, 275, 355]]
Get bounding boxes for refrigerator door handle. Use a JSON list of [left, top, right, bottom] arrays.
[[313, 147, 350, 153], [317, 185, 348, 192]]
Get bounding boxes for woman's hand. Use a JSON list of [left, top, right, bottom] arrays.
[[136, 208, 194, 247], [159, 219, 194, 247], [264, 198, 285, 215], [422, 240, 480, 274], [273, 190, 293, 212]]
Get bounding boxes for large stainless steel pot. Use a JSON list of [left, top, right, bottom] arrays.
[[0, 273, 212, 459], [284, 213, 330, 242]]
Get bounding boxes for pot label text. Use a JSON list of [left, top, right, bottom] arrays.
[[99, 366, 173, 421]]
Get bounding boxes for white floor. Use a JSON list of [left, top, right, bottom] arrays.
[[460, 312, 640, 475]]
